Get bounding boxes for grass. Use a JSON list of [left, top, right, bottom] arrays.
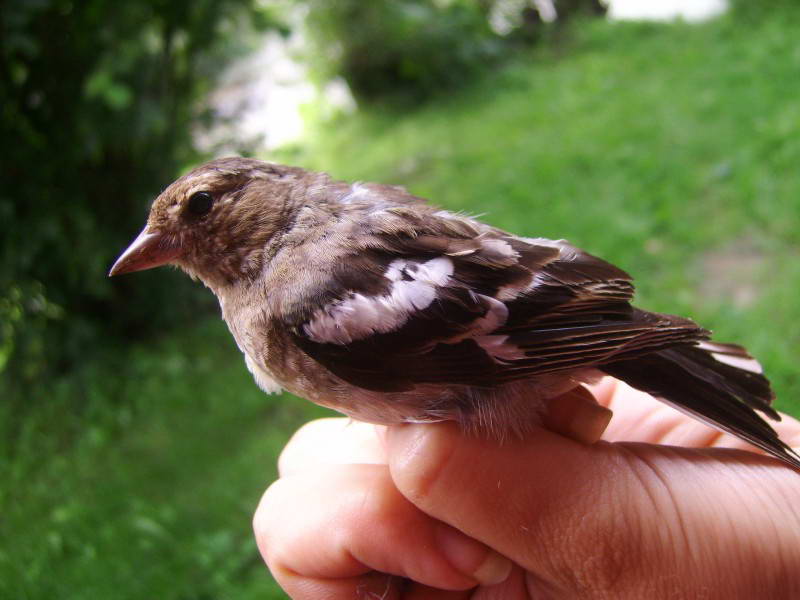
[[1, 319, 330, 598], [5, 6, 800, 598]]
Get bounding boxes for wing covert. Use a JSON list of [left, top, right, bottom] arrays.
[[282, 215, 702, 392]]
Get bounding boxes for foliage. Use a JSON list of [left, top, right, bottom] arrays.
[[299, 0, 607, 103], [301, 0, 504, 103], [728, 0, 800, 22], [0, 0, 280, 395]]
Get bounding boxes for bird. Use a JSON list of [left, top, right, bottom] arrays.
[[110, 156, 800, 469]]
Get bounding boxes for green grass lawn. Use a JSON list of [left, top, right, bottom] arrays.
[[4, 7, 800, 598], [1, 320, 329, 599]]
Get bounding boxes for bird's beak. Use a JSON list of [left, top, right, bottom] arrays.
[[108, 227, 182, 276]]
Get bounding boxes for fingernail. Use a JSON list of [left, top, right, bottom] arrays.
[[387, 422, 451, 477], [568, 403, 613, 445], [434, 522, 512, 586], [545, 390, 614, 445]]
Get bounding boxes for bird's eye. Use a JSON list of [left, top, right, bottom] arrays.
[[187, 191, 214, 217]]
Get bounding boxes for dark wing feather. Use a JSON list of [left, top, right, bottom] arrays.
[[284, 212, 706, 392], [603, 347, 800, 469]]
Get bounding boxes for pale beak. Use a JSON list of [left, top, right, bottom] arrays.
[[108, 227, 182, 276]]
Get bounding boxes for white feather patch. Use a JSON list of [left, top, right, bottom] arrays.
[[698, 341, 763, 374], [444, 295, 510, 345], [520, 236, 576, 259], [473, 296, 509, 334], [477, 334, 525, 362], [245, 353, 283, 394], [711, 352, 763, 373], [496, 271, 546, 301], [304, 256, 454, 344], [340, 182, 373, 204], [480, 238, 517, 259]]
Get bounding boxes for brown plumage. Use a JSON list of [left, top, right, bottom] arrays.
[[110, 157, 800, 469]]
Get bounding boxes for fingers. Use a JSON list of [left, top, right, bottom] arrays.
[[542, 386, 613, 445], [387, 421, 625, 589], [278, 418, 388, 476], [590, 378, 711, 444], [254, 463, 512, 599], [387, 421, 800, 597], [279, 384, 617, 477], [590, 377, 800, 452], [266, 392, 800, 599], [588, 375, 620, 408]]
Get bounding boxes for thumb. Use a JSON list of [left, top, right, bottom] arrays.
[[387, 421, 800, 597]]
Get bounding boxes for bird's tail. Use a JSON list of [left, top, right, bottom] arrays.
[[602, 341, 800, 469]]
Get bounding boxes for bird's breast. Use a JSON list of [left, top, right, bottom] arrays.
[[244, 352, 283, 394]]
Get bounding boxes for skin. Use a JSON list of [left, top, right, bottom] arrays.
[[253, 378, 800, 599]]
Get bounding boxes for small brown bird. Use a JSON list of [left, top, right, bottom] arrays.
[[111, 157, 799, 468]]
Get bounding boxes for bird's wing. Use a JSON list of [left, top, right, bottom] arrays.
[[283, 211, 706, 392]]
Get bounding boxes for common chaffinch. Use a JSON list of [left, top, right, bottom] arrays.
[[110, 157, 799, 469]]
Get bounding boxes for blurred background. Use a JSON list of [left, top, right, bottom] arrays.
[[2, 0, 799, 597]]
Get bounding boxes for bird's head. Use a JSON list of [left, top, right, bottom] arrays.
[[109, 157, 306, 289]]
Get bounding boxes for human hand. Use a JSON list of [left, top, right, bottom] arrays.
[[254, 379, 800, 599]]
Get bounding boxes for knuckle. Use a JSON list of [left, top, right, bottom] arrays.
[[293, 417, 346, 439], [565, 519, 633, 594], [277, 417, 346, 474], [251, 479, 288, 564], [343, 467, 415, 542], [389, 423, 457, 509], [538, 452, 646, 596]]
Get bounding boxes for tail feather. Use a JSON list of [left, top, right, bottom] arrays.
[[602, 342, 800, 470]]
